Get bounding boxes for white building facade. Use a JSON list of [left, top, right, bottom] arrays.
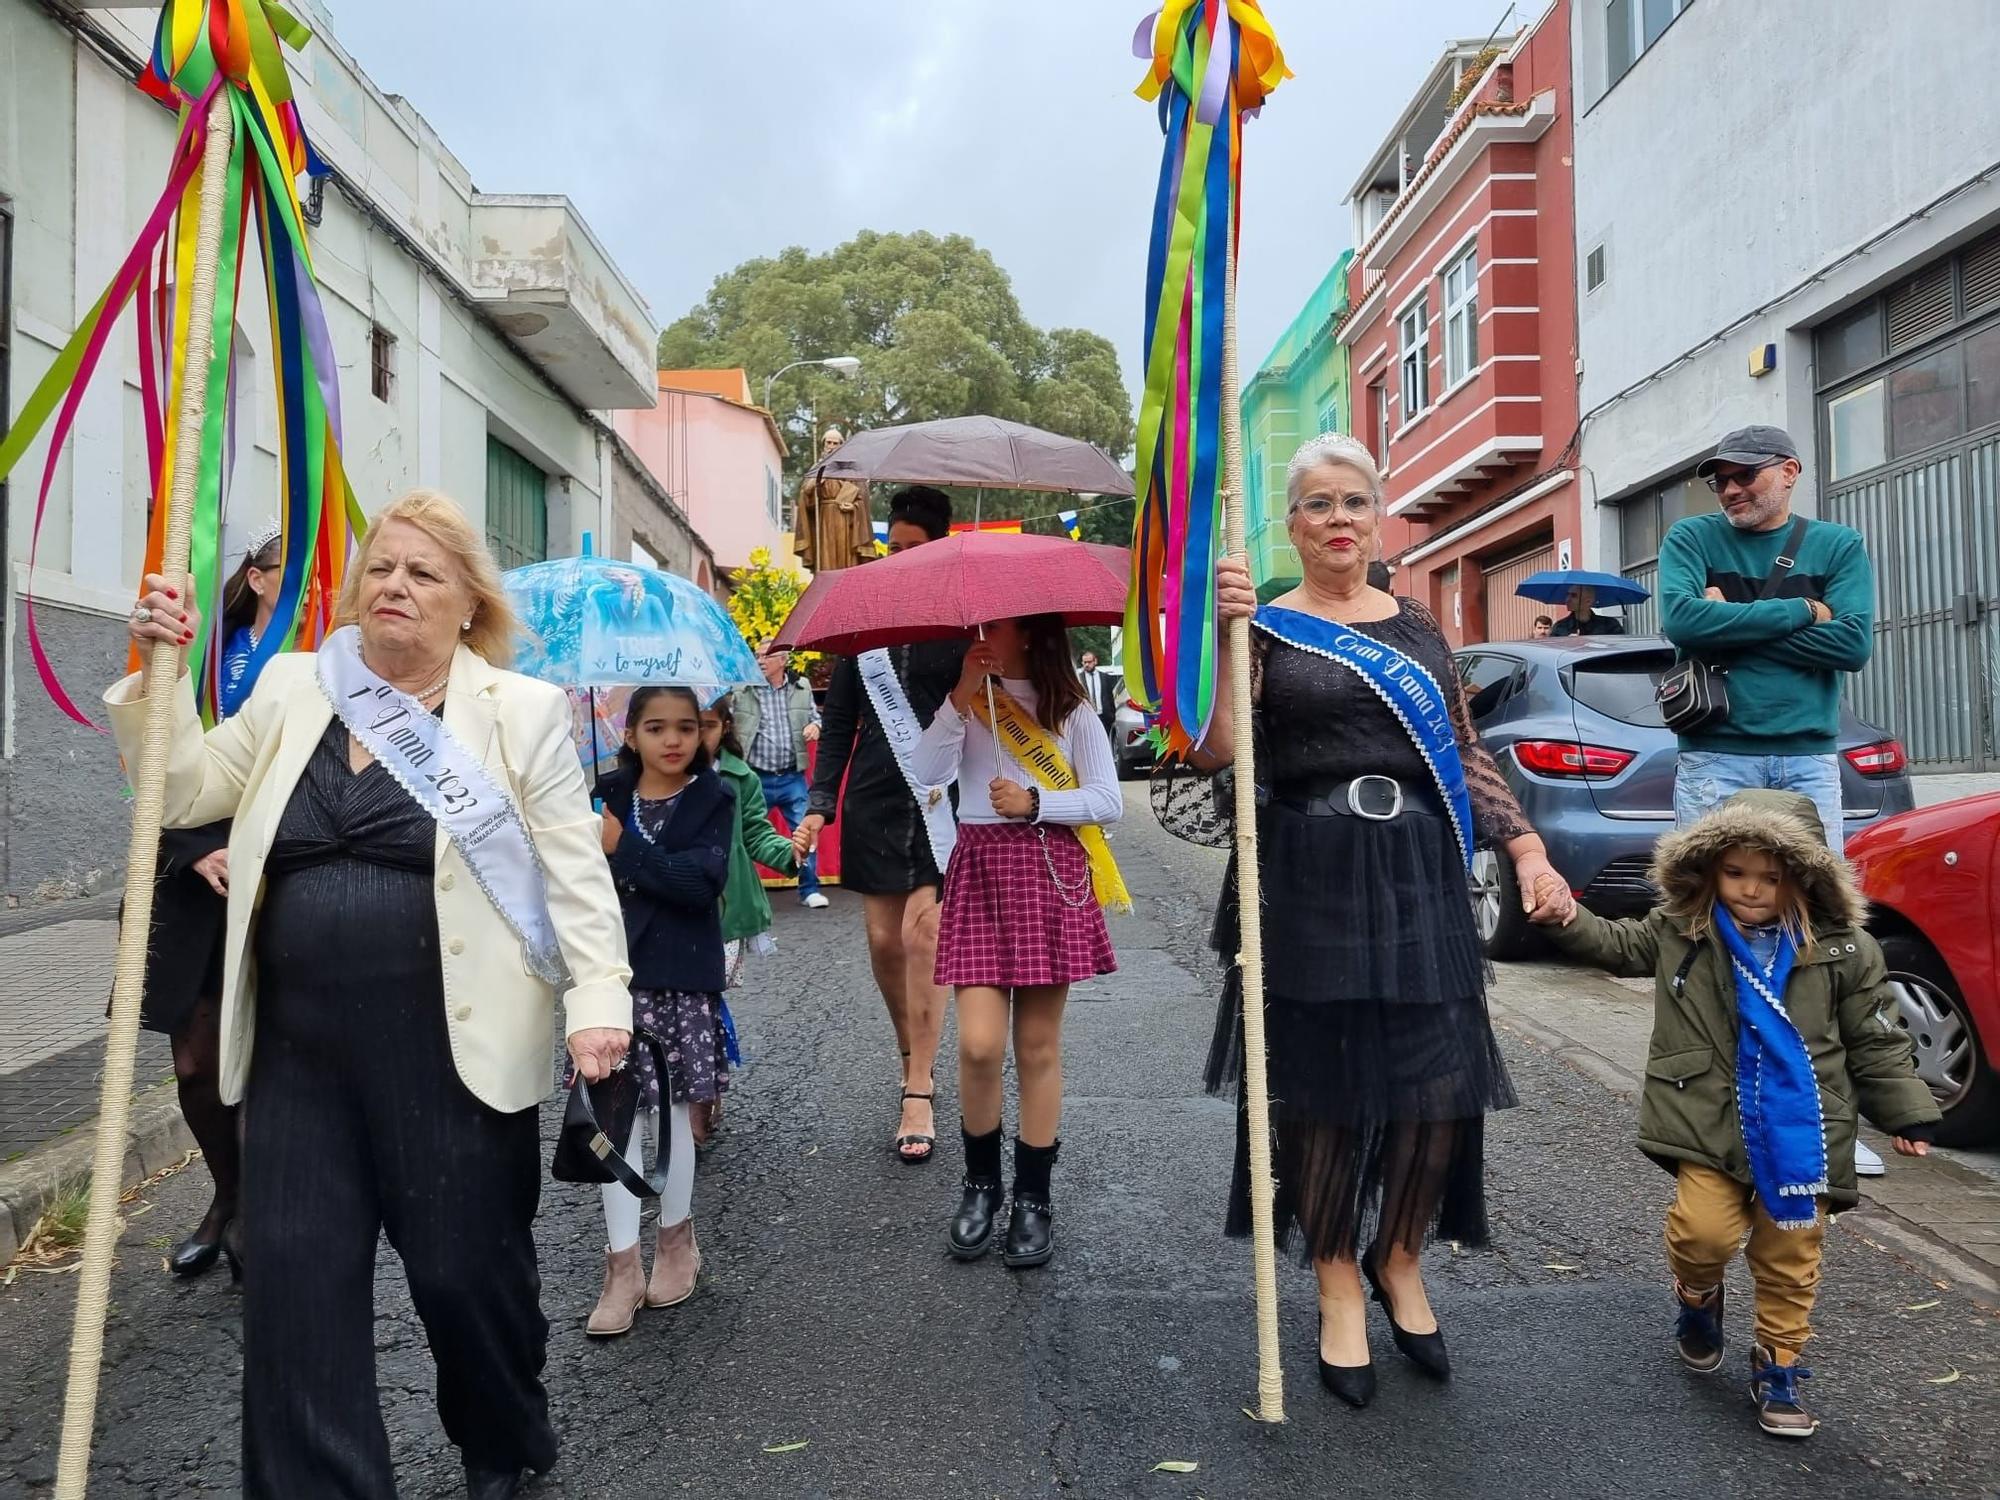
[[1573, 0, 2000, 771], [0, 0, 701, 900]]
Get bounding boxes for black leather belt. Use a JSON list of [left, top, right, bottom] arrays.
[[1278, 775, 1438, 821]]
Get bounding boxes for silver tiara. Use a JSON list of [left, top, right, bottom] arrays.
[[246, 521, 282, 558]]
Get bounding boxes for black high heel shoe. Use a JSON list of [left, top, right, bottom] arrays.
[[1316, 1312, 1376, 1408], [1362, 1249, 1450, 1382], [168, 1201, 235, 1278]]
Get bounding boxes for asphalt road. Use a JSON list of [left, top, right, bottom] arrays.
[[3, 789, 1996, 1498]]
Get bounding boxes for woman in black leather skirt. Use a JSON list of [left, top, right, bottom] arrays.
[[134, 526, 283, 1277], [1192, 434, 1575, 1408]]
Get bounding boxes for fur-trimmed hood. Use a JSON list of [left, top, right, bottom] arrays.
[[1649, 790, 1865, 933]]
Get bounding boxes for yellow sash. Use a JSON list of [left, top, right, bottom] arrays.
[[971, 688, 1132, 914]]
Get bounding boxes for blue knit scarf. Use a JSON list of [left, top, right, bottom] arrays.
[[1713, 906, 1827, 1230]]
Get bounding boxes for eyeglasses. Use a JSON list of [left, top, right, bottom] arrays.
[[1703, 459, 1781, 494], [1290, 492, 1375, 523]]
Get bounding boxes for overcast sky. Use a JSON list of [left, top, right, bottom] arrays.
[[324, 0, 1535, 407]]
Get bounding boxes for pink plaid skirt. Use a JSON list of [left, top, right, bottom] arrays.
[[934, 822, 1118, 988]]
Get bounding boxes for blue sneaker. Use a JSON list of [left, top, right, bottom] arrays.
[[1675, 1281, 1725, 1373], [1750, 1344, 1817, 1438]]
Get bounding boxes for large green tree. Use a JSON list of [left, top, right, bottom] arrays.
[[658, 232, 1135, 514]]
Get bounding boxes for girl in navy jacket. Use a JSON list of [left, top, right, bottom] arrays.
[[584, 685, 733, 1336]]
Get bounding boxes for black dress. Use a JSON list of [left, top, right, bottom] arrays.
[[808, 639, 968, 895], [240, 719, 556, 1494], [1206, 599, 1530, 1263]]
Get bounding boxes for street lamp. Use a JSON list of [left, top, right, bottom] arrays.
[[763, 355, 861, 412]]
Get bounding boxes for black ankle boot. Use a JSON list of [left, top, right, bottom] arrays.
[[949, 1128, 1004, 1260], [1003, 1138, 1059, 1269]]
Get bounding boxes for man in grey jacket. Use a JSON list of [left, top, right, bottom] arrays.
[[735, 648, 827, 908]]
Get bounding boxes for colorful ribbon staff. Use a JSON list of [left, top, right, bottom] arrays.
[[1124, 0, 1289, 750], [0, 0, 365, 727]]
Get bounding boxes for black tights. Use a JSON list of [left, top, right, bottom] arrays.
[[1270, 1114, 1486, 1265], [172, 995, 240, 1238]]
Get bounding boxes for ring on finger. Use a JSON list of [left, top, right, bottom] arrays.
[[129, 604, 153, 628]]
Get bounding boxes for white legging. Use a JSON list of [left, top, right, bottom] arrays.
[[601, 1103, 695, 1253]]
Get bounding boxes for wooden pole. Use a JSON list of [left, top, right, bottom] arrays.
[[55, 88, 234, 1499], [1222, 220, 1284, 1423]]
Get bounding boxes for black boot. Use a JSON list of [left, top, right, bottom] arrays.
[[1003, 1138, 1059, 1270], [949, 1127, 1004, 1260], [464, 1461, 524, 1499]]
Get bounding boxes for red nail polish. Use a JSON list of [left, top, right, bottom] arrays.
[[165, 588, 178, 600], [178, 612, 189, 623]]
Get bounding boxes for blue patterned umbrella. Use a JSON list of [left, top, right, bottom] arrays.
[[504, 556, 759, 776], [503, 555, 759, 690]]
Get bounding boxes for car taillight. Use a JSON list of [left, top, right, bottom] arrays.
[[1844, 739, 1906, 777], [1513, 740, 1636, 778]]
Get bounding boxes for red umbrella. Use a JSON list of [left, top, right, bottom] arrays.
[[773, 532, 1130, 657]]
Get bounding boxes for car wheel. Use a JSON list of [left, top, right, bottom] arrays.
[[1470, 847, 1542, 962], [1878, 931, 2000, 1148]]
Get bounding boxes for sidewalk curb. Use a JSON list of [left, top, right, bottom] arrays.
[[1488, 984, 2000, 1296], [0, 1081, 193, 1265]]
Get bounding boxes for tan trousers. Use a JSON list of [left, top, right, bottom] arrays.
[[1665, 1163, 1825, 1354]]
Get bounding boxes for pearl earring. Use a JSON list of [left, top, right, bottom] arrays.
[[460, 619, 472, 632]]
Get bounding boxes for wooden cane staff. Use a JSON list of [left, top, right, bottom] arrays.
[[54, 90, 234, 1498], [1220, 228, 1284, 1424]]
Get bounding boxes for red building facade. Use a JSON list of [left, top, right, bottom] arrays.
[[1336, 2, 1579, 647]]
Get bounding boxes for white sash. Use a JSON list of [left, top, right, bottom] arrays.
[[858, 647, 957, 872], [317, 628, 568, 984]]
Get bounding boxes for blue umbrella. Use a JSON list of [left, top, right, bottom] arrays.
[[503, 554, 760, 772], [1515, 569, 1651, 607]]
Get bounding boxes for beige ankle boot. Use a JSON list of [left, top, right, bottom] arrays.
[[646, 1219, 701, 1307], [586, 1245, 646, 1337]]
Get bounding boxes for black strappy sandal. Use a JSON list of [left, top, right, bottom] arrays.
[[896, 1089, 936, 1165]]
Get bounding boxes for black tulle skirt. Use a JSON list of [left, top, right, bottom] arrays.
[[1206, 799, 1516, 1263]]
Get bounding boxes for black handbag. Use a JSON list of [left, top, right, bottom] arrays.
[[550, 1028, 672, 1196], [1657, 517, 1808, 735]]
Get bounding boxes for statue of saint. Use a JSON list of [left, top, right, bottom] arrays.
[[792, 426, 876, 573]]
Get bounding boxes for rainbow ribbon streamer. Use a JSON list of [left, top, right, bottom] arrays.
[[0, 0, 366, 727], [1124, 0, 1288, 750]]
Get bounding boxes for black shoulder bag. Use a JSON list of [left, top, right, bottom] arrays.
[[1656, 516, 1808, 735], [551, 1028, 672, 1196]]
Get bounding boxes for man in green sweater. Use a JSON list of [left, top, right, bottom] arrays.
[[1659, 425, 1875, 854]]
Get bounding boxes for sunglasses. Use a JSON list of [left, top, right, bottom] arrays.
[[1704, 459, 1782, 494]]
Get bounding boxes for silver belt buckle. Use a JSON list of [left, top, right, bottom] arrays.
[[1347, 774, 1404, 821]]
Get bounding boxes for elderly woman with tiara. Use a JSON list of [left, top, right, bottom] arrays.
[[1189, 433, 1575, 1407], [130, 520, 285, 1280]]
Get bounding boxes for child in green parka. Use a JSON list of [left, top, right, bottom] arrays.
[[697, 696, 799, 1144], [1533, 789, 1938, 1441]]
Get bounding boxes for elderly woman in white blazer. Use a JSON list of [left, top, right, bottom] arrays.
[[115, 490, 630, 1500]]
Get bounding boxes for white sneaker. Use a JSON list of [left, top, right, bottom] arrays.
[[1854, 1139, 1886, 1177], [802, 892, 830, 910]]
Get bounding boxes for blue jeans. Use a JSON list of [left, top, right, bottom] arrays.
[[758, 770, 820, 898], [1673, 751, 1845, 853]]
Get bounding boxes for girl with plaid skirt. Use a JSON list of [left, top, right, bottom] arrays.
[[910, 614, 1123, 1269]]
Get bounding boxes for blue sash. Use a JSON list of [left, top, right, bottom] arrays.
[[1253, 605, 1473, 867], [217, 625, 260, 720]]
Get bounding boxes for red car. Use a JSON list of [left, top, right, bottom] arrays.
[[1848, 793, 2000, 1146]]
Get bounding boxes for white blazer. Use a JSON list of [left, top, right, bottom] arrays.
[[106, 645, 633, 1114]]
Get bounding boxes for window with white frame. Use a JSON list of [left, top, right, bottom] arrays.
[[1442, 245, 1479, 388], [1397, 295, 1430, 422]]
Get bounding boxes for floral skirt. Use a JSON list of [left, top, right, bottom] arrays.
[[631, 988, 730, 1109]]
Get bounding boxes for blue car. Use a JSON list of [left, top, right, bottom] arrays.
[[1453, 635, 1915, 960]]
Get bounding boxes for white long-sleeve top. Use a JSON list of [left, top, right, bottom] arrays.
[[910, 677, 1125, 828]]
